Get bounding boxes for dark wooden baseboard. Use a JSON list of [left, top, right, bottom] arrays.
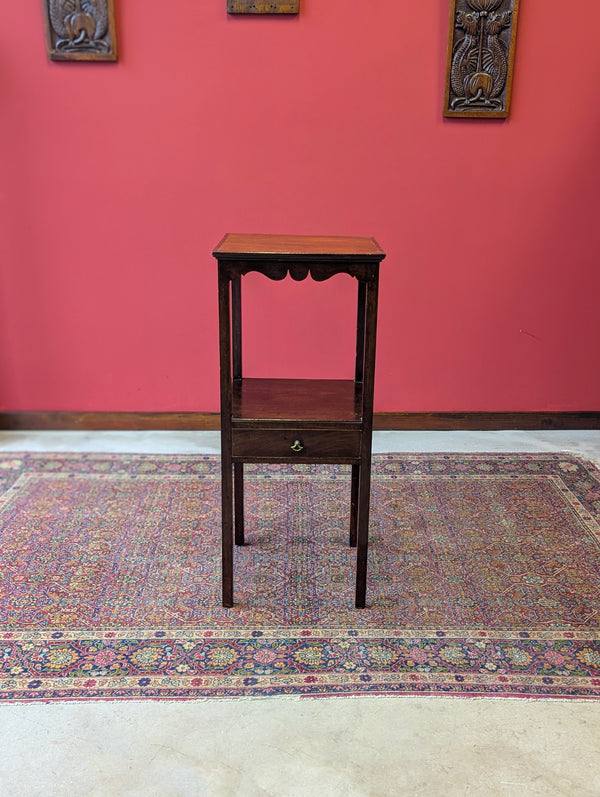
[[373, 412, 600, 431], [1, 411, 600, 432], [0, 412, 220, 431]]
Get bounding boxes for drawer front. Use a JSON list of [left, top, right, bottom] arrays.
[[232, 429, 361, 461]]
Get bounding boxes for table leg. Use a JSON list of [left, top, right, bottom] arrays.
[[234, 462, 245, 546], [355, 461, 371, 609], [355, 275, 378, 608], [349, 463, 359, 547], [218, 271, 235, 608], [221, 460, 234, 607]]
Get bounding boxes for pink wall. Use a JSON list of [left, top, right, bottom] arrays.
[[2, 1, 600, 413]]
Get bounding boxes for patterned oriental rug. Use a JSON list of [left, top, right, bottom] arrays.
[[1, 452, 600, 702]]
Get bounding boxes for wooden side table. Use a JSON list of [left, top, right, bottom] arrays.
[[213, 233, 385, 608]]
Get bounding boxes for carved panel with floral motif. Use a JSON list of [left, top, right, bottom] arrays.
[[42, 0, 118, 61], [444, 0, 519, 118]]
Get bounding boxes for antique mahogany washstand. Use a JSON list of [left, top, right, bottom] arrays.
[[214, 233, 385, 608]]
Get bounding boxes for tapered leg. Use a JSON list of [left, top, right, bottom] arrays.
[[219, 269, 234, 608], [349, 464, 359, 547], [355, 275, 378, 608], [234, 462, 244, 546], [221, 460, 234, 607], [355, 461, 371, 608]]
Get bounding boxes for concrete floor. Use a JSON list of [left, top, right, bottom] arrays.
[[1, 430, 600, 797]]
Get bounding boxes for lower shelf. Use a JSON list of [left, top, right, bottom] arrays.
[[232, 378, 363, 424]]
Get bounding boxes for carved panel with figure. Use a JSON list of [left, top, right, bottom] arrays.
[[42, 0, 118, 61], [444, 0, 519, 118]]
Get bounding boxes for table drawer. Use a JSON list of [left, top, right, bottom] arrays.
[[232, 429, 361, 461]]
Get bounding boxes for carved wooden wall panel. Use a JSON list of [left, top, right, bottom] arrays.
[[42, 0, 118, 61], [227, 1, 299, 13], [444, 0, 519, 118]]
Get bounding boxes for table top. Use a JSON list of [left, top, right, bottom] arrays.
[[213, 233, 385, 261]]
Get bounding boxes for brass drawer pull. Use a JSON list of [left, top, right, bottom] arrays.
[[290, 439, 304, 453]]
